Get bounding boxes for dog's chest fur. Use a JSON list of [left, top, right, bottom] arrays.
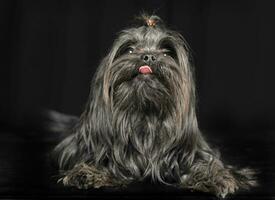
[[111, 106, 180, 181]]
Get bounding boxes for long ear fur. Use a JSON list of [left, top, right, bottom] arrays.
[[53, 55, 115, 170]]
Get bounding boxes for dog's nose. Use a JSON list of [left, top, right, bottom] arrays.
[[142, 54, 156, 64]]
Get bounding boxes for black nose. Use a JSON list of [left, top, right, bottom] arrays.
[[142, 54, 156, 64]]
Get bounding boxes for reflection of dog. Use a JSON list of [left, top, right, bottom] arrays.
[[53, 14, 257, 197]]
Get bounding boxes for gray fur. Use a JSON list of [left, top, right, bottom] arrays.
[[53, 15, 257, 198]]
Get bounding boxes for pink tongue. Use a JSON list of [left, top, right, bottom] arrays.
[[139, 65, 152, 74]]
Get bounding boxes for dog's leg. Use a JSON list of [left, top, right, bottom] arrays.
[[180, 157, 257, 198], [60, 163, 126, 189]]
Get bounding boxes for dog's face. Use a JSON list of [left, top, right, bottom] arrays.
[[99, 19, 192, 117]]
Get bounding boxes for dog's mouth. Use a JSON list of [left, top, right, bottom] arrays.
[[138, 65, 153, 74]]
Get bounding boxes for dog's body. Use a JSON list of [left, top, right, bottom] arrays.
[[53, 15, 256, 197]]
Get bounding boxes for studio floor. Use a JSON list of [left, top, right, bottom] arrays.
[[0, 128, 274, 200]]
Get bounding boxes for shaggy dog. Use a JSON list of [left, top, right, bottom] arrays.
[[53, 15, 256, 198]]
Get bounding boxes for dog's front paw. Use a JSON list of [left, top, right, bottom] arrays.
[[211, 167, 258, 198], [181, 159, 240, 198], [182, 171, 238, 198], [59, 163, 119, 189], [212, 170, 239, 198]]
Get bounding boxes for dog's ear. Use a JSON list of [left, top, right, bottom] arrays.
[[53, 57, 114, 170]]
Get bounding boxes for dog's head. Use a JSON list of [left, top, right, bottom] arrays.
[[93, 15, 194, 119]]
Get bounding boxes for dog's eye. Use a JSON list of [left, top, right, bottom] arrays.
[[160, 41, 177, 60], [164, 49, 177, 60], [162, 49, 176, 59], [128, 48, 134, 54], [115, 46, 135, 59], [121, 46, 134, 55]]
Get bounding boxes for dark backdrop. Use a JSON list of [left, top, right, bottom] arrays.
[[1, 0, 275, 133], [0, 0, 274, 133], [0, 0, 275, 198]]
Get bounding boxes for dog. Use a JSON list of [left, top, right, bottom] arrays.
[[52, 14, 257, 198]]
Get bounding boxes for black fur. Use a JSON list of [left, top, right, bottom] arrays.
[[53, 14, 257, 198]]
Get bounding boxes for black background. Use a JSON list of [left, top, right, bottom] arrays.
[[0, 0, 274, 199]]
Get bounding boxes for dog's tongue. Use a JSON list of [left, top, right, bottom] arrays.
[[139, 65, 152, 74]]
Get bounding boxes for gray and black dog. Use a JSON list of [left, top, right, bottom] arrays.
[[52, 14, 257, 198]]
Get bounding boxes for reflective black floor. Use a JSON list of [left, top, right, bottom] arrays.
[[0, 129, 274, 199]]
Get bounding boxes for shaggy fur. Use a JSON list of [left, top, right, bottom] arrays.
[[53, 14, 257, 198]]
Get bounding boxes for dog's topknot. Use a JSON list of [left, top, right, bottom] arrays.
[[136, 14, 163, 28]]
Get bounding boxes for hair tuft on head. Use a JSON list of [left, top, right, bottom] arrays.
[[135, 13, 163, 28]]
